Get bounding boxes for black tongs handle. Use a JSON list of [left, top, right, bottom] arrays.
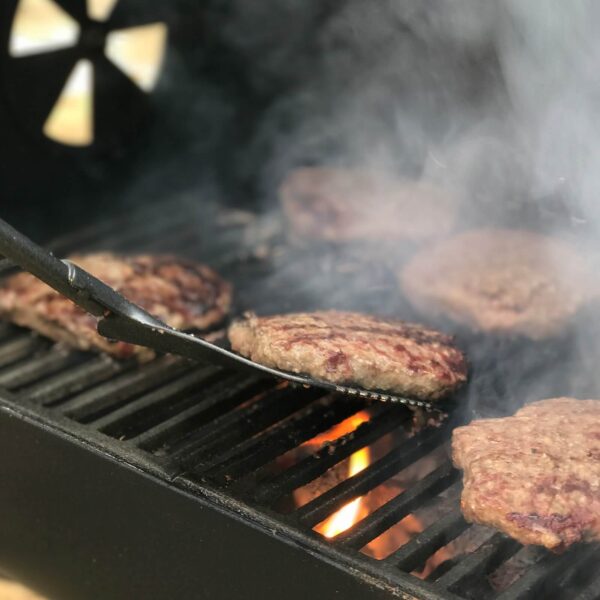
[[0, 218, 268, 372], [0, 217, 163, 327], [0, 217, 246, 369], [0, 219, 444, 411]]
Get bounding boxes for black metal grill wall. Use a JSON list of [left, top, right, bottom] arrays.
[[0, 0, 501, 239]]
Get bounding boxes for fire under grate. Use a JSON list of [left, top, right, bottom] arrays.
[[0, 197, 598, 600]]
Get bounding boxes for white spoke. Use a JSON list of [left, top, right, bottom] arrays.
[[9, 0, 79, 57], [87, 0, 119, 22], [105, 23, 168, 92], [43, 59, 94, 146]]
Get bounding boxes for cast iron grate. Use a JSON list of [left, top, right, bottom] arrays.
[[0, 196, 597, 600]]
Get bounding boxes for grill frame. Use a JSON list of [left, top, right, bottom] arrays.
[[0, 197, 597, 600], [0, 397, 402, 600]]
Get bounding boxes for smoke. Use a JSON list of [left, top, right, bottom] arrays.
[[239, 0, 600, 228], [214, 0, 600, 414], [92, 1, 600, 414], [491, 0, 600, 409], [249, 0, 507, 196], [497, 0, 600, 220]]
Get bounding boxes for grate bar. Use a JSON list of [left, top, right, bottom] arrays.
[[495, 545, 594, 600], [23, 355, 132, 405], [573, 570, 600, 600], [103, 218, 204, 255], [91, 365, 223, 433], [435, 532, 521, 590], [551, 547, 600, 599], [203, 396, 363, 482], [143, 226, 206, 256], [170, 385, 322, 467], [0, 335, 47, 369], [130, 373, 271, 451], [0, 347, 76, 390], [48, 198, 202, 256], [385, 509, 468, 572], [253, 405, 408, 506], [0, 322, 19, 340], [335, 462, 460, 550], [295, 426, 450, 528], [131, 375, 269, 450], [60, 357, 191, 422]]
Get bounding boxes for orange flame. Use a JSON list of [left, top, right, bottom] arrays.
[[292, 410, 453, 576], [308, 411, 371, 446], [316, 446, 370, 538]]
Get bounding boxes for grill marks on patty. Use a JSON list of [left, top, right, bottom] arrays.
[[452, 398, 600, 551], [400, 229, 592, 339], [228, 311, 467, 400], [118, 255, 228, 322], [0, 253, 231, 360]]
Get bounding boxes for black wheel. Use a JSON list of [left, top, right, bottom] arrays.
[[0, 0, 171, 155]]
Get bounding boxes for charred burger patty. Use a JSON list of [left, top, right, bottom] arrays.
[[228, 311, 467, 400], [400, 229, 591, 339], [0, 253, 231, 359], [453, 398, 600, 551]]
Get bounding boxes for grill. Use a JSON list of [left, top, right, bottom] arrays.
[[0, 197, 598, 600]]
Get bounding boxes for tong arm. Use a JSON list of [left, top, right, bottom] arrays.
[[0, 217, 164, 328]]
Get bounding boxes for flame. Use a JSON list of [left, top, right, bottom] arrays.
[[290, 410, 454, 576], [307, 411, 371, 446], [316, 446, 370, 538], [303, 411, 372, 538]]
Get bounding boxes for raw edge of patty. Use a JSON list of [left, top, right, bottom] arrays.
[[452, 398, 600, 551], [400, 228, 591, 340], [228, 311, 467, 400], [0, 253, 232, 360]]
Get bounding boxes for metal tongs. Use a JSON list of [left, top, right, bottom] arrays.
[[0, 217, 440, 412]]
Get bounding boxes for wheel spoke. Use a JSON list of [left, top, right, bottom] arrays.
[[5, 47, 78, 136], [9, 0, 79, 57], [43, 58, 93, 146], [105, 22, 167, 92], [87, 0, 119, 22]]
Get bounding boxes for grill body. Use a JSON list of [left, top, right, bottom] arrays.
[[0, 403, 394, 600], [1, 3, 599, 599], [0, 199, 597, 600]]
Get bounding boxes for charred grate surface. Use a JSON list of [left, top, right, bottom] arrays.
[[0, 197, 598, 600]]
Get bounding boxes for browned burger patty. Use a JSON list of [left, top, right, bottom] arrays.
[[453, 398, 600, 551], [228, 311, 467, 400], [280, 167, 459, 244], [0, 253, 231, 360], [400, 229, 591, 340]]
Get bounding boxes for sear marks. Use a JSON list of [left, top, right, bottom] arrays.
[[400, 228, 592, 340], [0, 253, 231, 360], [280, 167, 460, 244], [228, 311, 467, 400], [453, 398, 600, 551]]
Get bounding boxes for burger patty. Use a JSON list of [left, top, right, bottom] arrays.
[[228, 311, 467, 400], [453, 398, 600, 551], [400, 229, 591, 340], [280, 167, 459, 244], [0, 253, 231, 360]]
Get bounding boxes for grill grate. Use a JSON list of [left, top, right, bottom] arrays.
[[0, 197, 598, 600]]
